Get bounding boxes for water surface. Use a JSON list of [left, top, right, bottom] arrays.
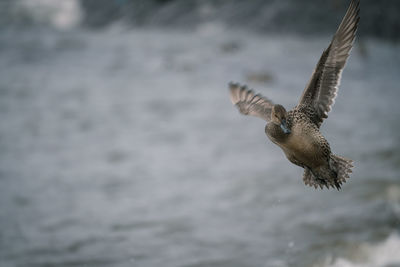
[[0, 27, 399, 267]]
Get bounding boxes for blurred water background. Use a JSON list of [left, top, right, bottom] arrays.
[[0, 1, 400, 266]]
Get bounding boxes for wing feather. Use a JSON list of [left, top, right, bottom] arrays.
[[298, 0, 360, 127], [229, 82, 274, 122]]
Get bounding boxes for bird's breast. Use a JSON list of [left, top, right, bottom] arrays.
[[275, 123, 325, 167]]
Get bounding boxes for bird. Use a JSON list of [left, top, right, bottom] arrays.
[[229, 0, 359, 190]]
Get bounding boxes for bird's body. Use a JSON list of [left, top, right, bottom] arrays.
[[267, 108, 328, 170], [229, 0, 359, 190]]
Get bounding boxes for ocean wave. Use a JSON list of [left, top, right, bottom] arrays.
[[1, 0, 399, 40], [320, 233, 400, 267], [2, 0, 81, 29]]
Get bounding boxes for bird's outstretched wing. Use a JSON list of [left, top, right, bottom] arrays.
[[298, 0, 360, 127], [229, 82, 274, 122]]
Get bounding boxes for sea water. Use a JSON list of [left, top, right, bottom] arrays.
[[0, 26, 399, 267]]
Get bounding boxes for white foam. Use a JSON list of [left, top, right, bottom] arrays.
[[320, 234, 400, 267], [18, 0, 82, 29]]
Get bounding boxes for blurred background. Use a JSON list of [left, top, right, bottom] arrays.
[[0, 0, 399, 266]]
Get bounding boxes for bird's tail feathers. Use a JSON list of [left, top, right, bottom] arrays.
[[330, 154, 353, 185], [302, 155, 353, 190], [302, 168, 333, 190]]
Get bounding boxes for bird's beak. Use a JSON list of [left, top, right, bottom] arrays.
[[280, 119, 291, 134]]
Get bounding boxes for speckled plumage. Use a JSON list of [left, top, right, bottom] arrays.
[[229, 0, 359, 190]]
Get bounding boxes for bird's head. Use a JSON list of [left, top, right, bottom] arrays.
[[271, 104, 290, 134]]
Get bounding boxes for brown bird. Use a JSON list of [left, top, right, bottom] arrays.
[[229, 0, 359, 190]]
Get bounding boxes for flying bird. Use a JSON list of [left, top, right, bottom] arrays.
[[229, 0, 360, 190]]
